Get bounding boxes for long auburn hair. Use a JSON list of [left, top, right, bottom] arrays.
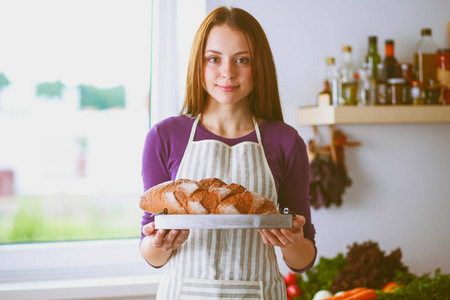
[[180, 6, 283, 121]]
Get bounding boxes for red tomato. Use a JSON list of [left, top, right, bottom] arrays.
[[286, 283, 302, 298], [284, 272, 298, 285], [287, 297, 293, 300]]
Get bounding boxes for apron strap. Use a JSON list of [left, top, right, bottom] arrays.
[[253, 116, 262, 144], [252, 117, 278, 204], [176, 115, 200, 181], [189, 115, 201, 143]]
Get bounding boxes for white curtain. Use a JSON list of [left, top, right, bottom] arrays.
[[150, 0, 206, 127]]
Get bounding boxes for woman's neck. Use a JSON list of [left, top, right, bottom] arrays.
[[200, 103, 255, 139]]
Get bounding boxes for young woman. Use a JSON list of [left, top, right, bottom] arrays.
[[140, 6, 316, 299]]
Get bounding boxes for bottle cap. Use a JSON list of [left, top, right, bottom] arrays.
[[326, 57, 335, 65], [421, 28, 432, 36], [437, 48, 450, 54], [369, 36, 377, 43], [343, 45, 352, 52], [387, 78, 406, 84], [385, 40, 394, 45]]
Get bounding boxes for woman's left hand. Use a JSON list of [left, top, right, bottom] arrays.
[[258, 215, 305, 248]]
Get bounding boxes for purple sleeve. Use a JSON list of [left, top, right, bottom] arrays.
[[277, 133, 315, 243], [261, 121, 315, 241], [283, 134, 316, 273], [261, 121, 316, 273], [140, 116, 192, 242], [140, 126, 164, 242], [278, 136, 317, 272], [141, 123, 171, 191]]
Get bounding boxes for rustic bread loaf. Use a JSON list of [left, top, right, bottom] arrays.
[[139, 178, 279, 215]]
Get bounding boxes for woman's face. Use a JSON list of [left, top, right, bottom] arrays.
[[202, 25, 253, 107]]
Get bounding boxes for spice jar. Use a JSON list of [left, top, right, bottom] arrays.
[[400, 63, 414, 104], [411, 81, 426, 105], [437, 48, 450, 104], [387, 78, 408, 105]]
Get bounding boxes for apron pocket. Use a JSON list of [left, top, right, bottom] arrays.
[[176, 277, 264, 300]]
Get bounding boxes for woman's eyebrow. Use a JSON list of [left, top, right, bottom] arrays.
[[234, 51, 250, 56], [204, 50, 249, 56], [204, 50, 222, 55]]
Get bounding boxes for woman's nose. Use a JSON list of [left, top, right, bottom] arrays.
[[220, 60, 235, 79]]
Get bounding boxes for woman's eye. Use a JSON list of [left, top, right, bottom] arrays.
[[236, 57, 250, 64], [207, 56, 219, 63]]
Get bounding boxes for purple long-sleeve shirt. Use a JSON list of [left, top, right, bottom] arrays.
[[140, 115, 316, 271]]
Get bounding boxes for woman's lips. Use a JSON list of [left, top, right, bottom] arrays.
[[218, 85, 238, 92]]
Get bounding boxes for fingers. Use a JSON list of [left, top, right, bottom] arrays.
[[259, 229, 294, 248], [292, 215, 306, 228], [142, 222, 156, 236], [258, 215, 306, 248], [143, 223, 190, 251], [152, 229, 167, 247], [152, 229, 190, 251], [258, 229, 269, 244]]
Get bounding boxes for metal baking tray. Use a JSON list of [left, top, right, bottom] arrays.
[[154, 214, 293, 229]]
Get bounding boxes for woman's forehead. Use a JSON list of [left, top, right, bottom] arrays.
[[204, 25, 251, 54]]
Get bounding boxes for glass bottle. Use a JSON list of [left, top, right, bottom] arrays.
[[437, 48, 450, 104], [383, 40, 399, 79], [323, 57, 340, 106], [365, 36, 381, 81], [400, 62, 414, 104], [414, 28, 440, 104], [357, 62, 373, 106], [338, 46, 358, 105], [317, 57, 337, 106], [372, 63, 388, 105], [317, 80, 332, 106], [324, 57, 337, 85], [414, 28, 438, 84]]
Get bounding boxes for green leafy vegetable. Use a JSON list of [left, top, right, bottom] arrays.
[[377, 269, 450, 299]]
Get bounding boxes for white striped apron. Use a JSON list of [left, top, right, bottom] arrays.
[[156, 115, 286, 299]]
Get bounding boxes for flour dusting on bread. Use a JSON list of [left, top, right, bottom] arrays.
[[139, 178, 279, 215]]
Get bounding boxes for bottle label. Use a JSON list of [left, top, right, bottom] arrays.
[[377, 82, 387, 105], [317, 93, 332, 106], [339, 82, 358, 105]]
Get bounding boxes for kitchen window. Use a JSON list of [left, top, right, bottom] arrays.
[[0, 0, 151, 244], [0, 0, 206, 298]]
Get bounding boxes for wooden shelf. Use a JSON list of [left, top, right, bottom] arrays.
[[297, 105, 450, 125]]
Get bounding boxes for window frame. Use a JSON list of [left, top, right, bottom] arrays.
[[0, 239, 163, 299]]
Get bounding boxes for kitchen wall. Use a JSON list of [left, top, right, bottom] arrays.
[[207, 0, 450, 276]]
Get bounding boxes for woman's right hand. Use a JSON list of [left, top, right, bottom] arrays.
[[142, 222, 190, 252]]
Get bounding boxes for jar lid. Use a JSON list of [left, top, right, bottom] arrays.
[[326, 57, 335, 65], [343, 45, 352, 52], [385, 39, 394, 45], [387, 78, 406, 84], [421, 28, 432, 36]]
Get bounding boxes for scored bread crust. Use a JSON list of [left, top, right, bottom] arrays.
[[139, 178, 279, 215]]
